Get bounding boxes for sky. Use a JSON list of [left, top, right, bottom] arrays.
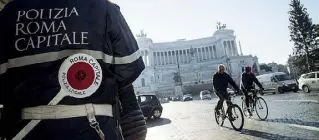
[[113, 0, 319, 64]]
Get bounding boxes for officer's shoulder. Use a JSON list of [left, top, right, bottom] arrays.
[[107, 1, 121, 10]]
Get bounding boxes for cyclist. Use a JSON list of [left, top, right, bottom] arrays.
[[241, 66, 264, 116], [213, 64, 240, 119]]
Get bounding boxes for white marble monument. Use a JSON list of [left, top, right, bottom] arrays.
[[133, 25, 260, 96]]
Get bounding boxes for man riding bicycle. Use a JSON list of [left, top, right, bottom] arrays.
[[241, 66, 264, 116], [213, 64, 240, 119]]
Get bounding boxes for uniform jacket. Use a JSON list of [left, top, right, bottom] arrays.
[[0, 0, 145, 139]]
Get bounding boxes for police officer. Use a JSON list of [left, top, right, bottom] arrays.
[[212, 64, 240, 118], [0, 0, 146, 139], [241, 66, 264, 116]]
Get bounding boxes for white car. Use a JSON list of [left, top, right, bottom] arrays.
[[227, 88, 235, 95], [200, 90, 212, 100], [183, 94, 193, 101], [298, 71, 319, 93]]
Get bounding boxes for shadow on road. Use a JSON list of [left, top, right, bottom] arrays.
[[146, 118, 171, 128], [240, 128, 307, 140], [223, 126, 306, 140], [262, 118, 319, 127]]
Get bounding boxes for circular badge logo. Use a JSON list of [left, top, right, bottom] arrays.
[[58, 53, 103, 98]]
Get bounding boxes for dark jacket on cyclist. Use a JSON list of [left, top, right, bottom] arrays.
[[213, 72, 239, 93], [241, 72, 263, 91]]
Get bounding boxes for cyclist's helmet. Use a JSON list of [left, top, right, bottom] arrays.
[[245, 66, 252, 73]]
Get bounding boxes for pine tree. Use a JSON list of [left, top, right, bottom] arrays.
[[288, 0, 317, 72], [316, 24, 319, 46], [252, 63, 259, 75]]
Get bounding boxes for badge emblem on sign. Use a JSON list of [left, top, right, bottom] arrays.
[[58, 53, 103, 98]]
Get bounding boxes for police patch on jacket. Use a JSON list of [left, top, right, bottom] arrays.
[[59, 53, 102, 98]]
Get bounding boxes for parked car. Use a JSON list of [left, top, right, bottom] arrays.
[[183, 94, 193, 101], [200, 90, 212, 100], [172, 96, 181, 101], [298, 71, 319, 93], [227, 88, 235, 95], [256, 72, 298, 94], [137, 94, 163, 119]]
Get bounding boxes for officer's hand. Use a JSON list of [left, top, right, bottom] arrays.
[[261, 87, 265, 91]]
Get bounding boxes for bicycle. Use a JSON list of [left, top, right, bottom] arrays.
[[214, 93, 244, 131], [241, 89, 268, 120]]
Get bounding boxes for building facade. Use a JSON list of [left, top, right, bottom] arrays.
[[133, 29, 260, 96]]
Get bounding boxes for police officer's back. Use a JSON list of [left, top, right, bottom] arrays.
[[0, 0, 146, 139]]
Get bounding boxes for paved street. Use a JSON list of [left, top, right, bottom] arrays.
[[146, 92, 319, 140]]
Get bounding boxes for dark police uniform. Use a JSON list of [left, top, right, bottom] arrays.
[[0, 0, 146, 139]]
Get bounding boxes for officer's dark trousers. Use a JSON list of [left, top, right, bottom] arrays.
[[215, 90, 231, 111]]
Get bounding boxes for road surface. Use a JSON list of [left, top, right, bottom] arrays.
[[146, 91, 319, 140]]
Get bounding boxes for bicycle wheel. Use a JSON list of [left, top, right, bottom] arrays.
[[255, 97, 268, 120], [215, 107, 225, 126], [241, 98, 248, 117], [229, 104, 244, 131]]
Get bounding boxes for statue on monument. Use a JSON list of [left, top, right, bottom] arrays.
[[189, 46, 197, 63], [190, 46, 195, 57], [136, 29, 147, 38], [173, 72, 181, 84], [216, 22, 227, 30]]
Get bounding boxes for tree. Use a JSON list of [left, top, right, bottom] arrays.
[[310, 48, 319, 70], [315, 24, 319, 35], [259, 64, 272, 72], [277, 64, 289, 74], [252, 63, 259, 75], [316, 24, 319, 46], [288, 0, 317, 72]]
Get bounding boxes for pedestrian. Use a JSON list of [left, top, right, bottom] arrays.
[[0, 0, 147, 140]]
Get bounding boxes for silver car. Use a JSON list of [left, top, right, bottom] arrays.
[[200, 90, 212, 100]]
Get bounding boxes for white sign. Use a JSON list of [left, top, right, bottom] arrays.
[[58, 53, 102, 98]]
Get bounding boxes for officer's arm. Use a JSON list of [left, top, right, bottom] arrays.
[[252, 74, 263, 89], [228, 74, 239, 91], [118, 84, 147, 140], [106, 2, 145, 92], [106, 3, 146, 140]]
